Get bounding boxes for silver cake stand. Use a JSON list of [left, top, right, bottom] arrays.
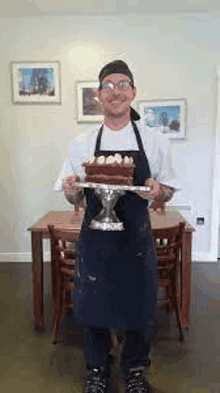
[[72, 182, 151, 231]]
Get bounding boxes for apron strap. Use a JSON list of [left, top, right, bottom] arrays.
[[131, 120, 146, 153], [95, 124, 104, 153]]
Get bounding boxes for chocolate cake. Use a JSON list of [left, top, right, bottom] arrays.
[[83, 154, 134, 186]]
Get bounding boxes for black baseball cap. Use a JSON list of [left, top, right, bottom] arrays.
[[99, 60, 134, 86]]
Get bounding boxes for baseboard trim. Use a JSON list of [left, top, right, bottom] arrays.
[[0, 251, 217, 263], [0, 252, 51, 263], [166, 204, 191, 211], [192, 252, 218, 262]]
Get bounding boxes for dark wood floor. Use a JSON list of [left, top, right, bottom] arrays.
[[1, 262, 220, 392]]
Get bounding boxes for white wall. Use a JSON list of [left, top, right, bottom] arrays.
[[0, 13, 220, 261]]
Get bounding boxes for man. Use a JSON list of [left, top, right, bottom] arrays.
[[54, 60, 179, 392]]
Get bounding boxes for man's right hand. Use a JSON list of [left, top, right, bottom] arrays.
[[62, 175, 80, 193], [62, 175, 82, 205]]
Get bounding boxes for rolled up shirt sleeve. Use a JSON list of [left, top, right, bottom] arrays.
[[54, 127, 99, 192], [154, 140, 181, 190], [140, 125, 181, 191], [54, 157, 75, 192]]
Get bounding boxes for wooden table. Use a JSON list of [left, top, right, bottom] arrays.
[[28, 209, 194, 332]]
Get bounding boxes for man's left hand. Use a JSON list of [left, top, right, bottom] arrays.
[[136, 178, 160, 200], [146, 178, 161, 199], [136, 178, 174, 211]]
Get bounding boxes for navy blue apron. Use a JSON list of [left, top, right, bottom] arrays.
[[73, 121, 157, 331]]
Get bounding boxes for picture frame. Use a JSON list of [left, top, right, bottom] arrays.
[[11, 61, 61, 104], [76, 81, 103, 123], [138, 99, 187, 139]]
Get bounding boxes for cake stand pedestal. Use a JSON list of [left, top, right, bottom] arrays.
[[72, 182, 151, 231]]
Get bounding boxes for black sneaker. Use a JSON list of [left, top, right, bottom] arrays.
[[83, 366, 108, 393], [125, 366, 153, 392]]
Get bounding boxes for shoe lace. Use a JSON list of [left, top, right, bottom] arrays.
[[83, 367, 106, 393], [126, 367, 147, 392]]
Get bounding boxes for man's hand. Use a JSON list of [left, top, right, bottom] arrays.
[[136, 178, 175, 211], [62, 175, 84, 207], [136, 178, 160, 200], [146, 178, 161, 199], [150, 183, 175, 211], [157, 183, 175, 202]]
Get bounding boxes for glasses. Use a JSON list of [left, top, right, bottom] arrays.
[[101, 80, 132, 91]]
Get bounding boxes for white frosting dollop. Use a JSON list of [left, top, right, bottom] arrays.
[[124, 156, 133, 165], [97, 155, 105, 164], [114, 153, 122, 164], [88, 156, 95, 164], [124, 156, 130, 164], [106, 155, 115, 164]]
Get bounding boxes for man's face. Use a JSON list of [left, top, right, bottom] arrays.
[[97, 73, 136, 118]]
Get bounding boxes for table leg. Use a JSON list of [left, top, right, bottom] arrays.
[[50, 237, 59, 327], [31, 231, 44, 332], [181, 231, 192, 327]]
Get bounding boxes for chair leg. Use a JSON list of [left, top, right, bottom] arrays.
[[52, 250, 60, 329], [52, 274, 63, 345], [52, 316, 61, 345], [65, 284, 72, 315], [50, 239, 59, 308], [165, 284, 172, 314], [171, 279, 184, 342]]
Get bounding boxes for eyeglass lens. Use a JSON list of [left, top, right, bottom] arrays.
[[102, 81, 131, 90]]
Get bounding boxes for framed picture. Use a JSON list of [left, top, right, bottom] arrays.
[[138, 99, 187, 139], [11, 61, 61, 104], [76, 81, 103, 123]]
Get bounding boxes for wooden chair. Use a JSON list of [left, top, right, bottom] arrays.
[[48, 224, 78, 344], [154, 222, 186, 341]]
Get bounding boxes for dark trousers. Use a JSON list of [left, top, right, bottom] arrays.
[[84, 325, 153, 377]]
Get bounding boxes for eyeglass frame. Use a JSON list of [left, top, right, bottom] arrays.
[[99, 80, 134, 91]]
